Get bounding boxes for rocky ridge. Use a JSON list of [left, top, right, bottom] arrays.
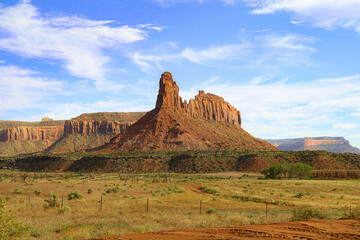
[[45, 112, 145, 154], [0, 120, 65, 155], [265, 137, 360, 154], [93, 72, 277, 152], [0, 126, 63, 142]]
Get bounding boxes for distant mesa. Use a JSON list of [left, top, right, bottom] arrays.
[[265, 137, 360, 154], [41, 117, 53, 122], [92, 72, 277, 152]]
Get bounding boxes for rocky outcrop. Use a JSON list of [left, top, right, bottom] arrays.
[[63, 120, 133, 136], [155, 72, 241, 126], [184, 91, 241, 126], [45, 112, 146, 154], [265, 137, 360, 154], [92, 72, 278, 152], [0, 126, 63, 142]]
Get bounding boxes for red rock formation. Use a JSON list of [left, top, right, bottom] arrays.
[[0, 126, 63, 142], [265, 137, 360, 154], [92, 72, 278, 152], [63, 120, 133, 136], [184, 91, 241, 126], [155, 72, 241, 126]]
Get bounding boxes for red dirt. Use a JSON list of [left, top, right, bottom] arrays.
[[94, 218, 360, 240]]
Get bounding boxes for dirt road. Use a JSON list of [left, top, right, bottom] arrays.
[[95, 218, 360, 240]]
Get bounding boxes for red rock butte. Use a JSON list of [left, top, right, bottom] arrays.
[[92, 72, 278, 152]]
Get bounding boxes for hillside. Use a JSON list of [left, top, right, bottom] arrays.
[[92, 72, 277, 152], [265, 137, 360, 154], [2, 150, 360, 173], [0, 119, 65, 156], [44, 112, 145, 154]]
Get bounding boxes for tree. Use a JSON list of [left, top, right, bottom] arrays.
[[261, 162, 313, 179]]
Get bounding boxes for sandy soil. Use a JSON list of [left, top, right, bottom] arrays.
[[95, 218, 360, 240]]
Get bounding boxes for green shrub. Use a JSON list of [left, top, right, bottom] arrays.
[[200, 186, 220, 195], [261, 162, 313, 179], [292, 206, 325, 220], [14, 188, 23, 194], [68, 191, 83, 200], [105, 186, 120, 194], [206, 208, 217, 214], [87, 189, 93, 194], [343, 206, 360, 218], [294, 193, 304, 198], [0, 198, 30, 239], [34, 189, 42, 196], [44, 194, 58, 208]]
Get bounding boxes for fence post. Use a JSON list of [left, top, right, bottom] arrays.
[[61, 196, 64, 207], [28, 193, 30, 204], [200, 200, 202, 215], [266, 202, 268, 219], [147, 198, 149, 214], [350, 206, 352, 216], [100, 196, 103, 210]]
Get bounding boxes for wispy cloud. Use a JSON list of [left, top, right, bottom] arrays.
[[32, 99, 153, 121], [0, 1, 153, 87], [245, 0, 360, 32], [180, 74, 360, 145], [131, 33, 316, 71], [0, 65, 62, 113], [180, 44, 251, 64]]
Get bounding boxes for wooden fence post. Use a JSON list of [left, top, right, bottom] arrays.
[[100, 196, 103, 210], [147, 198, 149, 214], [266, 202, 268, 219], [200, 200, 202, 215]]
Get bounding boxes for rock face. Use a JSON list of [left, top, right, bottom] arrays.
[[184, 91, 241, 126], [92, 72, 278, 152], [0, 121, 65, 156], [155, 72, 241, 126], [0, 126, 63, 142], [63, 120, 132, 136], [265, 137, 360, 154], [45, 112, 146, 154]]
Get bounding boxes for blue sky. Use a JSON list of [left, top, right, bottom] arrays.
[[0, 0, 359, 148]]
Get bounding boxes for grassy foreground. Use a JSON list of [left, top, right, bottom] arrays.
[[0, 171, 359, 239]]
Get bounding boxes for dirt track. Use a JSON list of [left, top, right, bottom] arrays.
[[96, 218, 360, 240]]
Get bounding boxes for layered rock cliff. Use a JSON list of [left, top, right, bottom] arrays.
[[265, 137, 360, 154], [0, 120, 65, 156], [45, 112, 145, 153], [0, 126, 63, 142], [63, 120, 132, 136], [92, 72, 278, 152]]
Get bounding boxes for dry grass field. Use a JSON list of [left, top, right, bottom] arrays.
[[0, 171, 359, 240]]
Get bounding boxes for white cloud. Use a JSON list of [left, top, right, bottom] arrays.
[[259, 34, 315, 51], [0, 1, 150, 86], [33, 99, 153, 121], [131, 33, 315, 71], [0, 65, 62, 113], [245, 0, 360, 31], [180, 44, 251, 64], [180, 74, 360, 142], [333, 123, 358, 130]]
